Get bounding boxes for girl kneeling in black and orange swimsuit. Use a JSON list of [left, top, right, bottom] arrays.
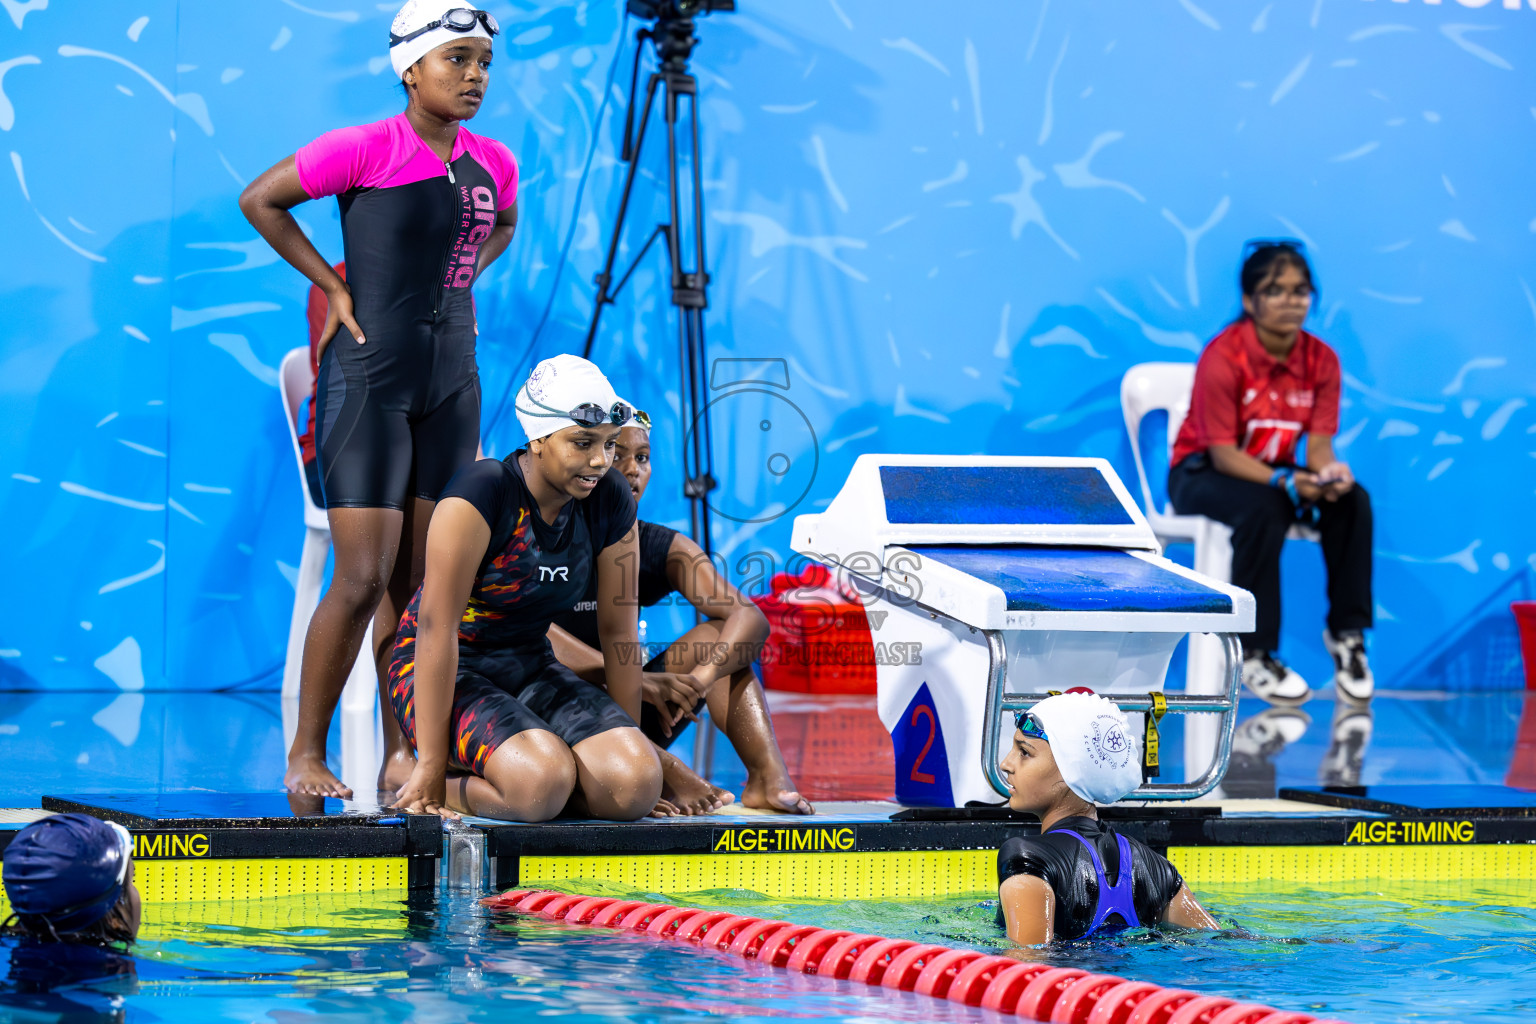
[[386, 355, 662, 821]]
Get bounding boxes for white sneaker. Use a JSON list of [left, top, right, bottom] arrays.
[[1323, 629, 1374, 703], [1242, 651, 1311, 706]]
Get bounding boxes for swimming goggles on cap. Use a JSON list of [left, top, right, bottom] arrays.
[[1013, 711, 1048, 742], [390, 8, 500, 46], [631, 408, 652, 431], [518, 393, 635, 429]]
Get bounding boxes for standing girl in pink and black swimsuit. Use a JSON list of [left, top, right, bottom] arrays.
[[240, 2, 519, 798]]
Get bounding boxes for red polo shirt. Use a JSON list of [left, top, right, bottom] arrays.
[[1171, 318, 1341, 468]]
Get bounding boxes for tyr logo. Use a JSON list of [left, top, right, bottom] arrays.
[[539, 566, 569, 582]]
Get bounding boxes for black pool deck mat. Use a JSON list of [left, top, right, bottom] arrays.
[[2, 786, 1534, 905]]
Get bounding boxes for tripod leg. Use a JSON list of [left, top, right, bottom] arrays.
[[662, 73, 716, 559], [684, 89, 716, 557], [583, 71, 664, 359]]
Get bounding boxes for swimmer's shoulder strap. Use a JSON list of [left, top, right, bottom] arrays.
[[1053, 828, 1141, 936]]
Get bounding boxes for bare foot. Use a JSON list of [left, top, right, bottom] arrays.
[[742, 771, 813, 815], [284, 753, 353, 798], [378, 747, 417, 794], [653, 757, 735, 817]]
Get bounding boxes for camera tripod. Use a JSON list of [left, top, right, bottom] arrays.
[[582, 15, 719, 556]]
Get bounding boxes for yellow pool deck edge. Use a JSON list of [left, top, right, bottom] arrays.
[[1, 857, 409, 912], [519, 844, 1536, 899], [2, 846, 1531, 909]]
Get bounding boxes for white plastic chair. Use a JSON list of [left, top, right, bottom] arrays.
[[1121, 362, 1319, 782], [279, 347, 380, 797]]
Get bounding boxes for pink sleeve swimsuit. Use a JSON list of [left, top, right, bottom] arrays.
[[293, 113, 519, 510]]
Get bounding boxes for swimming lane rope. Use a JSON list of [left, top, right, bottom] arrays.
[[483, 889, 1348, 1024]]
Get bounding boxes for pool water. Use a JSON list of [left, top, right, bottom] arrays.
[[3, 881, 1531, 1024]]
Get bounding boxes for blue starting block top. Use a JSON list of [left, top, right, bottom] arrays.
[[906, 546, 1233, 615], [880, 466, 1135, 527], [793, 455, 1254, 630]]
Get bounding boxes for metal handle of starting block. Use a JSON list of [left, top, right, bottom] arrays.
[[982, 631, 1243, 802]]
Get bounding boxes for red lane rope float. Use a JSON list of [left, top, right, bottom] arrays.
[[982, 962, 1054, 1012], [913, 948, 984, 999], [1049, 972, 1129, 1023], [481, 891, 1341, 1024], [1086, 980, 1163, 1024], [947, 953, 1025, 1005], [881, 944, 952, 991], [848, 938, 917, 984], [813, 933, 881, 979], [729, 919, 792, 959], [757, 924, 826, 967], [1208, 1006, 1284, 1024], [675, 910, 734, 943], [563, 897, 618, 924], [588, 899, 646, 926], [537, 894, 589, 920], [785, 929, 853, 973], [698, 914, 760, 949]]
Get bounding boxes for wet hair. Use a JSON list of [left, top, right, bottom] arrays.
[[1, 889, 137, 948], [1240, 242, 1317, 303]]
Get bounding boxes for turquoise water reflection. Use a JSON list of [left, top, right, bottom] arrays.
[[1, 882, 1532, 1023]]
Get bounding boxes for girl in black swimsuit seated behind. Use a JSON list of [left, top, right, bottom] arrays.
[[997, 692, 1219, 944], [387, 355, 662, 821], [548, 405, 811, 817]]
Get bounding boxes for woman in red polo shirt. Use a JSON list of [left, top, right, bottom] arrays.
[[1168, 242, 1372, 705]]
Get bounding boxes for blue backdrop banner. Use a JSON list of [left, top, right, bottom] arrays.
[[1, 0, 1531, 692]]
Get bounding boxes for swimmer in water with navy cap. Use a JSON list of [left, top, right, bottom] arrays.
[[2, 813, 141, 947], [997, 692, 1219, 944]]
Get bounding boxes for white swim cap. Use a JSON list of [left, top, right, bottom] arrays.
[[1025, 692, 1141, 804], [390, 0, 496, 81], [514, 354, 627, 443]]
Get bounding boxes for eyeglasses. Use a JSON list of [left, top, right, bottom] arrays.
[[390, 8, 500, 47], [1242, 237, 1307, 258], [518, 393, 635, 429], [1013, 711, 1049, 742]]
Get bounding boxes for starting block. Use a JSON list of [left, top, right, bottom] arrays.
[[792, 455, 1255, 806]]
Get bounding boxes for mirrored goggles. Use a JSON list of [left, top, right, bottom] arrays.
[[518, 393, 635, 429], [1012, 711, 1049, 742]]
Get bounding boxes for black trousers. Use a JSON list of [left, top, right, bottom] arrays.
[[1168, 458, 1373, 654]]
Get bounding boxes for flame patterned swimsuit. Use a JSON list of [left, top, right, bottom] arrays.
[[387, 454, 636, 775], [997, 816, 1185, 939], [295, 113, 518, 509]]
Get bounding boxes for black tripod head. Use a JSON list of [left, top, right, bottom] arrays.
[[627, 0, 735, 73]]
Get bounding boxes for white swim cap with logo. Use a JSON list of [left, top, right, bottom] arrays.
[[514, 354, 622, 443], [1026, 692, 1142, 804], [390, 0, 494, 80]]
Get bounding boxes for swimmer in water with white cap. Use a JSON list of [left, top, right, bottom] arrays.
[[996, 692, 1220, 944]]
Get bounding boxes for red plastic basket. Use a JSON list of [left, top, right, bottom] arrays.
[[755, 565, 877, 694]]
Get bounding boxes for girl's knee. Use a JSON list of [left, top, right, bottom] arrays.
[[576, 730, 663, 820], [328, 571, 389, 615], [486, 731, 577, 821]]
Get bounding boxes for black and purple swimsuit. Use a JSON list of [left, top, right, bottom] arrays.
[[997, 816, 1185, 939], [296, 113, 518, 509]]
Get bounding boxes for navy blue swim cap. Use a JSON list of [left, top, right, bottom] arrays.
[[2, 813, 132, 933]]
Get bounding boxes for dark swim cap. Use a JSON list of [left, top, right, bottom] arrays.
[[3, 813, 133, 933]]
